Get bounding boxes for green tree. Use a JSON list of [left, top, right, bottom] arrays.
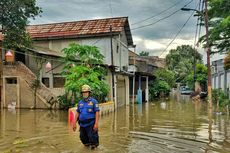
[[59, 43, 109, 109], [149, 68, 175, 99], [154, 69, 175, 88], [199, 0, 230, 53], [149, 80, 170, 99], [166, 45, 202, 84], [0, 0, 42, 49], [139, 51, 149, 56], [186, 64, 207, 90]]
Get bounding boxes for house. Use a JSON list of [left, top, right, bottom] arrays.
[[128, 50, 165, 103], [211, 52, 230, 99], [1, 17, 134, 109]]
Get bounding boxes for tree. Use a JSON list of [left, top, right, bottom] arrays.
[[166, 45, 202, 84], [149, 68, 175, 99], [139, 51, 149, 56], [186, 64, 207, 90], [199, 0, 230, 53], [59, 43, 109, 109], [154, 69, 175, 88], [0, 0, 42, 49]]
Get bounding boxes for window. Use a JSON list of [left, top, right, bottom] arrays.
[[6, 78, 17, 84], [42, 78, 49, 88], [53, 77, 65, 88]]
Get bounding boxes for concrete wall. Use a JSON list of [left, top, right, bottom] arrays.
[[33, 31, 129, 69], [68, 101, 114, 123], [3, 76, 48, 109]]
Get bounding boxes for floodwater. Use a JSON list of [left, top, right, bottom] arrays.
[[0, 95, 230, 153]]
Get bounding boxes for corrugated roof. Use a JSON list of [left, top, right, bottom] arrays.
[[27, 17, 133, 46]]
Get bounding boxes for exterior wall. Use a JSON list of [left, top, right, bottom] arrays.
[[105, 70, 113, 102], [116, 74, 129, 107], [5, 84, 17, 107], [33, 34, 129, 69], [3, 76, 48, 109], [211, 52, 230, 99]]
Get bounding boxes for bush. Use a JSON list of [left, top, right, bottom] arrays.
[[149, 79, 170, 99], [212, 89, 230, 109]]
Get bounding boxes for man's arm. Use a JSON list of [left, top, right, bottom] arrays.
[[93, 111, 99, 131]]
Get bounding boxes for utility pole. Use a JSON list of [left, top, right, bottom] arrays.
[[0, 2, 3, 108], [110, 26, 115, 107], [204, 0, 212, 108], [181, 0, 212, 107], [0, 45, 2, 109]]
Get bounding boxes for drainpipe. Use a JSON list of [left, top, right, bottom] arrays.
[[132, 45, 136, 105], [145, 76, 149, 102], [110, 26, 116, 108], [137, 76, 142, 104], [119, 34, 121, 72]]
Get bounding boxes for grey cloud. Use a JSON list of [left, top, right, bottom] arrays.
[[31, 0, 200, 56]]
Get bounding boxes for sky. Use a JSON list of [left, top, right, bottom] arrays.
[[30, 0, 205, 58]]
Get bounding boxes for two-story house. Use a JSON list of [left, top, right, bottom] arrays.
[[1, 17, 133, 109]]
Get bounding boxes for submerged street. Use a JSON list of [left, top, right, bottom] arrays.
[[0, 95, 230, 153]]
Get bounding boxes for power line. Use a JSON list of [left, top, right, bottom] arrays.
[[197, 0, 204, 45], [194, 0, 202, 48], [159, 10, 196, 57], [131, 0, 186, 25], [109, 0, 113, 17], [131, 0, 193, 31]]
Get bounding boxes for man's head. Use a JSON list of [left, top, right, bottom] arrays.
[[81, 84, 91, 99]]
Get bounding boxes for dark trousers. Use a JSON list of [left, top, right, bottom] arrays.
[[80, 124, 99, 146]]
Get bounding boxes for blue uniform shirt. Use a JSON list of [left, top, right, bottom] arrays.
[[77, 97, 100, 127]]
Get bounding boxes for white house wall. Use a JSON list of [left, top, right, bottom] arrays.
[[34, 35, 129, 69]]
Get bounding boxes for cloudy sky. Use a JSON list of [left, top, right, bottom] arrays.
[[30, 0, 205, 57]]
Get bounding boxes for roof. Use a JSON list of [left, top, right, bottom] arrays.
[[27, 17, 133, 46], [28, 46, 64, 57]]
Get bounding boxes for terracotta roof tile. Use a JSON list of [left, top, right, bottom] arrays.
[[27, 17, 132, 44]]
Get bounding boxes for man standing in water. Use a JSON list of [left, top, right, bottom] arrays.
[[73, 84, 100, 149]]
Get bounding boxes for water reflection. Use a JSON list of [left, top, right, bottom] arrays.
[[0, 97, 230, 153]]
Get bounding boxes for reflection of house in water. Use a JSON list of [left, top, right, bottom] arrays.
[[128, 51, 166, 103], [1, 17, 134, 109]]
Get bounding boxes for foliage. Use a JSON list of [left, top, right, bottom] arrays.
[[199, 0, 230, 53], [224, 52, 230, 70], [149, 68, 175, 99], [166, 45, 202, 84], [212, 89, 230, 110], [139, 51, 149, 56], [0, 0, 42, 49], [57, 94, 75, 110], [154, 69, 175, 88], [149, 80, 170, 99], [186, 64, 208, 90], [60, 43, 109, 108]]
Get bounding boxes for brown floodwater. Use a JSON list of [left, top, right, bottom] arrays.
[[0, 95, 230, 153]]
